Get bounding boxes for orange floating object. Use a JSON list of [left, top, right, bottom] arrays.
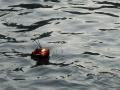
[[31, 48, 50, 65], [32, 48, 49, 56]]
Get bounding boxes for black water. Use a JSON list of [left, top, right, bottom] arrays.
[[0, 0, 120, 90]]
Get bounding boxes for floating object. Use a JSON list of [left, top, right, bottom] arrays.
[[31, 48, 49, 59], [31, 48, 50, 65], [31, 39, 50, 65]]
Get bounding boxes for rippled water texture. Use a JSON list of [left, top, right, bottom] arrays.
[[0, 0, 120, 90]]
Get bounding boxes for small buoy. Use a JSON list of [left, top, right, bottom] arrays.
[[31, 48, 50, 65], [31, 39, 50, 65], [30, 39, 70, 67]]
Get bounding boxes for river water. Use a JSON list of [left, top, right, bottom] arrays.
[[0, 0, 120, 90]]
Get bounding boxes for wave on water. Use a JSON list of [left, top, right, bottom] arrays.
[[0, 0, 120, 90]]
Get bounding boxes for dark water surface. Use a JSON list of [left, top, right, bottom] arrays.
[[0, 0, 120, 90]]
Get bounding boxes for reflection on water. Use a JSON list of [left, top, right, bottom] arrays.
[[9, 3, 53, 9], [0, 0, 120, 90]]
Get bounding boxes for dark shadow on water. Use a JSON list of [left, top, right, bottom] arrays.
[[72, 5, 120, 11], [63, 10, 91, 15], [0, 34, 14, 40], [2, 17, 67, 32], [31, 31, 53, 40], [48, 41, 66, 44], [0, 49, 30, 58], [96, 1, 120, 7], [58, 31, 84, 35], [85, 20, 98, 23], [44, 0, 60, 2], [105, 56, 116, 58], [18, 12, 32, 15], [9, 3, 52, 9], [0, 8, 20, 11], [13, 67, 24, 72], [2, 19, 53, 32], [83, 52, 100, 55], [99, 29, 118, 31], [0, 34, 26, 43], [95, 12, 119, 17], [86, 73, 95, 79], [0, 34, 16, 42]]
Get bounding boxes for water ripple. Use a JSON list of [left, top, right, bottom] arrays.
[[63, 11, 91, 15], [95, 11, 119, 17], [9, 3, 53, 9], [96, 1, 120, 7], [2, 17, 67, 32], [31, 31, 53, 40], [0, 0, 120, 90]]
